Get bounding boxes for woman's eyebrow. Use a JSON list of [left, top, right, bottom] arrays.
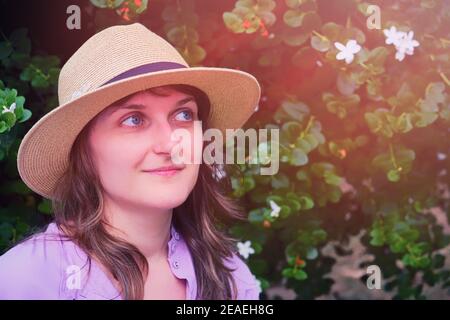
[[106, 96, 196, 117]]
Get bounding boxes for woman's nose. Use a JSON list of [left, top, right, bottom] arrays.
[[151, 120, 180, 155]]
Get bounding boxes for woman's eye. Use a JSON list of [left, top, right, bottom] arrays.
[[122, 114, 144, 127], [174, 110, 194, 122]]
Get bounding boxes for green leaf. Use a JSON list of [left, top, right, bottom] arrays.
[[37, 199, 53, 215], [243, 176, 256, 191], [413, 111, 438, 127], [409, 242, 429, 256], [281, 101, 309, 121], [282, 121, 302, 141], [390, 238, 407, 253], [2, 111, 16, 127], [285, 0, 302, 8], [328, 187, 342, 203], [282, 268, 293, 277], [181, 43, 206, 65], [323, 92, 360, 119], [135, 0, 148, 13], [17, 109, 32, 123], [387, 169, 400, 182], [271, 173, 290, 189], [20, 67, 33, 81], [370, 228, 386, 246], [280, 205, 291, 218], [300, 12, 321, 33], [90, 0, 124, 8], [0, 41, 13, 59], [395, 113, 413, 133], [266, 195, 284, 205], [48, 68, 60, 84], [296, 138, 312, 153], [290, 148, 309, 166], [293, 269, 308, 280], [311, 35, 330, 52], [223, 12, 244, 33], [323, 171, 342, 186], [248, 208, 265, 223], [337, 72, 358, 95], [167, 27, 198, 47], [321, 22, 343, 40], [295, 169, 309, 181], [0, 121, 7, 133], [252, 241, 263, 254], [426, 82, 446, 103], [311, 162, 335, 177], [299, 196, 314, 209], [304, 134, 319, 149], [286, 198, 301, 211], [283, 9, 304, 28], [15, 96, 25, 108], [282, 29, 310, 46], [31, 74, 48, 88]]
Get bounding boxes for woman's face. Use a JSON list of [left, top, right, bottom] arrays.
[[87, 88, 202, 210]]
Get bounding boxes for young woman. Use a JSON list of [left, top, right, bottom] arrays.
[[0, 23, 262, 300]]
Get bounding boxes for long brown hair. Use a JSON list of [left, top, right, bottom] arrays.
[[51, 84, 248, 299]]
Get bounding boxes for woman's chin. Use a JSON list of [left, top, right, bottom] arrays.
[[140, 193, 189, 210]]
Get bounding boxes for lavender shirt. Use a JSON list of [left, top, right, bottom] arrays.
[[0, 222, 261, 300]]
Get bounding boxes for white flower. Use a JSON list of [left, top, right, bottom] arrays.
[[269, 200, 281, 218], [383, 26, 405, 46], [383, 27, 420, 62], [394, 31, 420, 61], [2, 102, 16, 114], [237, 240, 255, 259], [437, 152, 447, 161], [212, 164, 227, 181], [334, 40, 361, 64]]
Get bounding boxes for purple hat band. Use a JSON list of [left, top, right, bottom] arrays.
[[101, 61, 187, 86]]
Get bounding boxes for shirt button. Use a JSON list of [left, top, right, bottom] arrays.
[[170, 243, 177, 254], [174, 232, 180, 241], [172, 260, 180, 269]]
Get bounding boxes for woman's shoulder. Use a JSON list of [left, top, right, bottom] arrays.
[[0, 222, 78, 299], [224, 251, 262, 300]]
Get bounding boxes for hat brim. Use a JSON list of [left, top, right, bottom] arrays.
[[17, 67, 261, 200]]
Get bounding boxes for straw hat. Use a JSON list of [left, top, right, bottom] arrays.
[[16, 23, 260, 200]]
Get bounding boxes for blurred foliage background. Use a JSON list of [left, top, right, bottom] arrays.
[[0, 0, 449, 299]]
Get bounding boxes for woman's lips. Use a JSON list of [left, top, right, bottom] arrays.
[[143, 168, 184, 177]]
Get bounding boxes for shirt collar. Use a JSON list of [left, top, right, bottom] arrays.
[[49, 221, 197, 300], [167, 221, 197, 299]]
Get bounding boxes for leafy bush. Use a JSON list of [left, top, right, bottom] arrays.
[[1, 0, 449, 299]]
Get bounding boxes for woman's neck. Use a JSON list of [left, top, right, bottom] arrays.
[[102, 195, 173, 261]]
